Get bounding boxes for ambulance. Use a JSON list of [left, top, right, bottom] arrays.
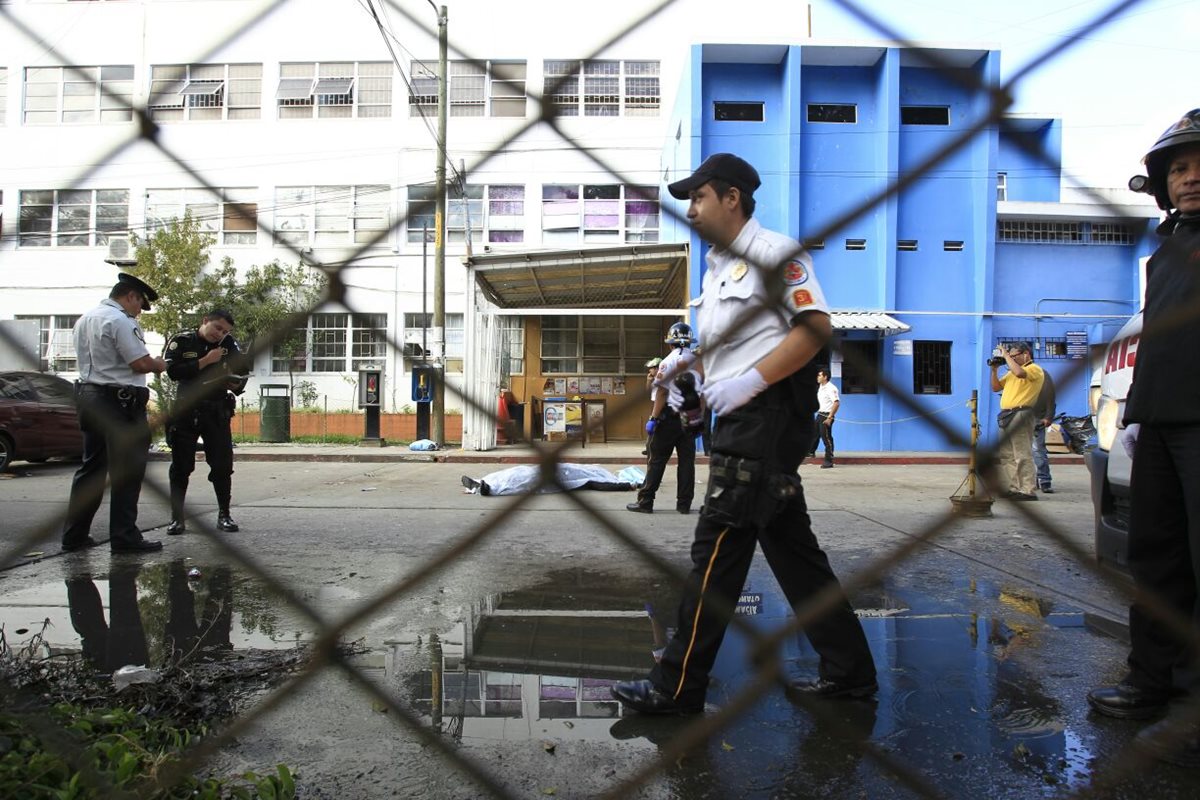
[[1087, 312, 1142, 570]]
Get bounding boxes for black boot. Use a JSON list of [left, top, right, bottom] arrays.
[[217, 511, 239, 532], [166, 519, 186, 535], [626, 501, 653, 514]]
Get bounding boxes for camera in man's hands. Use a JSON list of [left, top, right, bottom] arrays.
[[987, 356, 1005, 367]]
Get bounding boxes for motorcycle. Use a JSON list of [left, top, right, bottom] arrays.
[[1053, 412, 1097, 454]]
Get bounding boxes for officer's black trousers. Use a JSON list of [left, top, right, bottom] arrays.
[[649, 391, 874, 706], [169, 403, 235, 517], [638, 414, 695, 508], [1125, 423, 1200, 693], [811, 412, 835, 464], [63, 388, 150, 547]]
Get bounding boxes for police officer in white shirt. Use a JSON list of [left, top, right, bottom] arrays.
[[611, 154, 876, 714], [62, 273, 166, 554]]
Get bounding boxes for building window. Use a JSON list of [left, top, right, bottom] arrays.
[[14, 315, 79, 371], [944, 240, 964, 251], [149, 63, 262, 121], [145, 188, 258, 245], [802, 238, 825, 250], [1042, 339, 1069, 359], [807, 103, 856, 123], [0, 68, 8, 125], [19, 189, 129, 247], [403, 313, 464, 372], [409, 60, 527, 118], [541, 184, 659, 245], [499, 316, 525, 375], [274, 185, 391, 248], [1090, 222, 1136, 245], [351, 314, 387, 370], [540, 315, 668, 375], [405, 184, 525, 244], [23, 65, 134, 124], [543, 60, 659, 118], [996, 171, 1007, 202], [845, 238, 867, 251], [997, 220, 1082, 244], [839, 340, 879, 395], [897, 239, 918, 251], [714, 101, 764, 122], [900, 105, 950, 125], [277, 62, 392, 119], [912, 340, 951, 395], [310, 313, 347, 372]]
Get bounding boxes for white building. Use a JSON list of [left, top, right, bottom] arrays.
[[0, 0, 810, 437]]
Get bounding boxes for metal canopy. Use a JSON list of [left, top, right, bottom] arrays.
[[832, 311, 911, 336], [465, 243, 689, 310]]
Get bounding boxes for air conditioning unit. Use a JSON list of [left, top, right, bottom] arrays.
[[106, 235, 132, 261]]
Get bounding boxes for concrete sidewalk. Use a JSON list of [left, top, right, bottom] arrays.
[[165, 440, 1087, 466]]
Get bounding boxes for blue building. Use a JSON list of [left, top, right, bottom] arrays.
[[662, 43, 1158, 452]]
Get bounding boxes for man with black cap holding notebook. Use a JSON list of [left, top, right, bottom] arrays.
[[62, 272, 167, 554], [610, 154, 876, 714]]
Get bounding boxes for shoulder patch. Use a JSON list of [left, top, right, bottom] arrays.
[[791, 289, 814, 308], [783, 261, 808, 286]]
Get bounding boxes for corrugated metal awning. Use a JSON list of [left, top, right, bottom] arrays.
[[464, 243, 689, 310], [832, 311, 911, 335]]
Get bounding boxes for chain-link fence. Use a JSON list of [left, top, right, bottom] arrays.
[[2, 0, 1198, 796]]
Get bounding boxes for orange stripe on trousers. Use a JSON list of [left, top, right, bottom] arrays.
[[674, 526, 730, 700]]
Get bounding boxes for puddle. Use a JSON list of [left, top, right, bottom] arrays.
[[0, 560, 310, 672], [384, 566, 1101, 796]]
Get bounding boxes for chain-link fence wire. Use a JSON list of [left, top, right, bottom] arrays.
[[4, 0, 1200, 795]]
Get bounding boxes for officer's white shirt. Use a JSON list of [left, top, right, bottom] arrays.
[[74, 298, 150, 387], [696, 218, 830, 384], [653, 347, 702, 391], [817, 382, 840, 413]]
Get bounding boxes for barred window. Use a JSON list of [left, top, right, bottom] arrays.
[[310, 313, 348, 372], [543, 60, 658, 117], [402, 313, 464, 372], [1090, 222, 1136, 245], [278, 62, 392, 120], [23, 65, 134, 124], [499, 317, 525, 375], [145, 188, 258, 245], [913, 340, 951, 395], [149, 63, 262, 121], [840, 340, 880, 395], [19, 189, 128, 247], [997, 220, 1082, 244], [351, 314, 388, 370]]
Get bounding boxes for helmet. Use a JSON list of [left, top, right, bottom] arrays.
[[664, 321, 695, 348], [1131, 109, 1200, 210]]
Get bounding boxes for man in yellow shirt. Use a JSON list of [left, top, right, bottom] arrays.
[[990, 341, 1044, 500]]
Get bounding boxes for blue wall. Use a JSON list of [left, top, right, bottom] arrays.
[[664, 43, 1149, 451]]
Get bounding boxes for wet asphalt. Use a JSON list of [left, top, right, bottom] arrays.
[[2, 454, 1197, 799]]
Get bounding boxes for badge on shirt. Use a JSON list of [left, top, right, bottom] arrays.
[[783, 261, 808, 285], [791, 289, 814, 308], [730, 261, 749, 281], [168, 341, 179, 351]]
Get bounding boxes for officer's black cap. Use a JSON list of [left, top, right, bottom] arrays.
[[115, 272, 159, 311], [667, 153, 762, 200]]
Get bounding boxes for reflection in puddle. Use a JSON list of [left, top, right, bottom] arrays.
[[0, 560, 308, 674], [389, 568, 1099, 795]]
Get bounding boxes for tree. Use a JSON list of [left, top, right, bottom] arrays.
[[127, 218, 327, 415]]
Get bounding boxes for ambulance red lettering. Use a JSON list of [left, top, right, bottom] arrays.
[[1105, 335, 1139, 374]]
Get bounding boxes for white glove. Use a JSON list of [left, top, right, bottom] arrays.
[[701, 368, 768, 416], [1120, 423, 1140, 459]]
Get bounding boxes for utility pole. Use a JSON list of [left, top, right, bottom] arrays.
[[432, 3, 448, 447]]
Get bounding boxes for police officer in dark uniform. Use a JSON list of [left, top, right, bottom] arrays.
[[61, 273, 166, 554], [164, 309, 247, 534], [1087, 109, 1200, 766], [612, 153, 876, 714], [627, 322, 701, 514]]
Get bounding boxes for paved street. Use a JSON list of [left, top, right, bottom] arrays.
[[2, 453, 1196, 798]]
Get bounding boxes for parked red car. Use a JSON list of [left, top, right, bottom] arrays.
[[0, 371, 83, 470]]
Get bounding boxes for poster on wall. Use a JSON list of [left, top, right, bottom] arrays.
[[600, 377, 613, 394], [567, 377, 581, 395], [554, 378, 567, 395], [544, 402, 566, 433], [565, 402, 583, 438], [585, 376, 602, 394], [614, 378, 626, 395]]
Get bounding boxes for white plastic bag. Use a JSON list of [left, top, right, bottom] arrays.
[[112, 665, 162, 691]]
